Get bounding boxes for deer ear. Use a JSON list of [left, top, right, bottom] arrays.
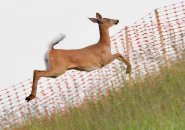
[[88, 18, 98, 23], [96, 13, 103, 22]]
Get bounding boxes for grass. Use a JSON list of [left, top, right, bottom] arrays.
[[13, 56, 185, 130]]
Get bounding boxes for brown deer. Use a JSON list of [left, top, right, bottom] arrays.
[[25, 13, 131, 102]]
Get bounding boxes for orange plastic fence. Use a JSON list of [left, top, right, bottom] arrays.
[[1, 1, 185, 128]]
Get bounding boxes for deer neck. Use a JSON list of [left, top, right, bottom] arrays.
[[98, 25, 110, 45]]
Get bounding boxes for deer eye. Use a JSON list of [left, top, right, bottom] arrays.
[[104, 18, 109, 21]]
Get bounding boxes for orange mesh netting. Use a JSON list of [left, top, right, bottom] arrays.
[[1, 1, 185, 128]]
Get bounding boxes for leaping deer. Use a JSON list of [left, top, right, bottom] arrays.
[[25, 13, 131, 102]]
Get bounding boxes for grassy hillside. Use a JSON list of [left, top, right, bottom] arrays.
[[13, 56, 185, 130]]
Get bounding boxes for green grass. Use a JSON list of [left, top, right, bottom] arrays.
[[13, 56, 185, 130]]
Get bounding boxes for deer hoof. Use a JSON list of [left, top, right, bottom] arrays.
[[25, 94, 35, 102], [126, 69, 131, 74]]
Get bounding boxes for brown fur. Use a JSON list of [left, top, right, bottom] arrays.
[[25, 13, 131, 102]]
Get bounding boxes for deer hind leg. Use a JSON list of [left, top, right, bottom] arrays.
[[111, 53, 131, 74], [25, 69, 66, 102]]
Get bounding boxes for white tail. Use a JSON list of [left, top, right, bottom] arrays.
[[49, 33, 66, 49], [26, 13, 131, 102]]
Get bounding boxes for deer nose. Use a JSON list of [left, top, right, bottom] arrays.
[[115, 20, 119, 25]]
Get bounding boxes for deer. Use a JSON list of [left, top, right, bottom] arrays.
[[25, 13, 131, 102]]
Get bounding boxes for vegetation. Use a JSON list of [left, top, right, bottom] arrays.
[[13, 56, 185, 130]]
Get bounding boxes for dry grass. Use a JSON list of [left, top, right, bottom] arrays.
[[13, 56, 185, 130]]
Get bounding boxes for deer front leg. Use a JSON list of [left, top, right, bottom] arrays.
[[25, 69, 65, 102], [110, 53, 131, 74]]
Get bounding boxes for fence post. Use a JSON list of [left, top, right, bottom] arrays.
[[155, 9, 168, 65], [125, 26, 132, 79]]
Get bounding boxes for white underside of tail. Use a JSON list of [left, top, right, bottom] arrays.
[[45, 33, 66, 69], [49, 33, 66, 49]]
